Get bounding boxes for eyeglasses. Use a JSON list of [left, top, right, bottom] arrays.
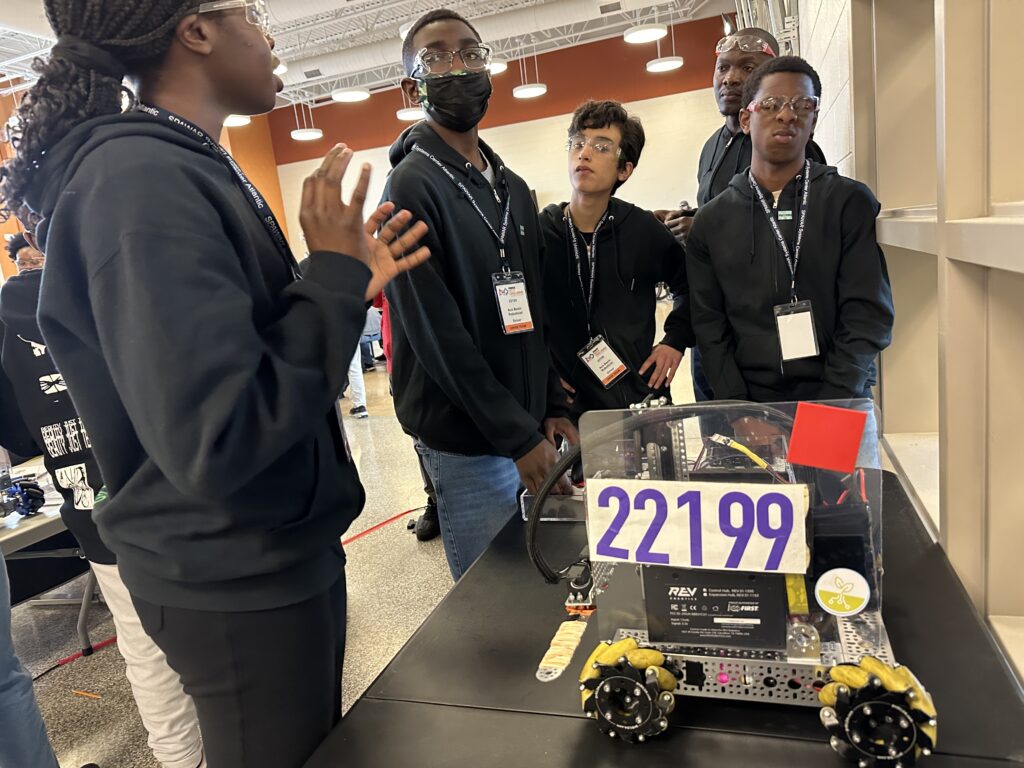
[[195, 0, 271, 36], [566, 135, 622, 157], [715, 34, 776, 57], [413, 46, 492, 77], [747, 95, 820, 117]]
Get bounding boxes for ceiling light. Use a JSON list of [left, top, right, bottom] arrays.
[[513, 83, 547, 99], [223, 114, 251, 127], [396, 106, 425, 121], [624, 23, 668, 44], [646, 55, 684, 73], [274, 61, 288, 76], [488, 58, 508, 74], [291, 128, 323, 142], [399, 21, 414, 40], [332, 87, 371, 103]]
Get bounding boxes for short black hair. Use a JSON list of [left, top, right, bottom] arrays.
[[741, 55, 822, 109], [402, 9, 482, 76], [568, 100, 645, 191], [6, 233, 29, 262]]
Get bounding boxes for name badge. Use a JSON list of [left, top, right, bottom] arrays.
[[578, 335, 628, 389], [492, 272, 535, 335], [774, 300, 819, 361]]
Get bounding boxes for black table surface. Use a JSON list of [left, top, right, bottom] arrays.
[[307, 472, 1024, 766]]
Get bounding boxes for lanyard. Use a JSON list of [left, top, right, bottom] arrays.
[[704, 128, 738, 200], [135, 104, 301, 280], [565, 207, 609, 336], [749, 159, 811, 302], [411, 144, 513, 272]]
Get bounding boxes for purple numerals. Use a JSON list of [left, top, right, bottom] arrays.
[[594, 486, 631, 559], [718, 491, 755, 568], [678, 490, 703, 566], [756, 492, 794, 570], [634, 489, 670, 565]]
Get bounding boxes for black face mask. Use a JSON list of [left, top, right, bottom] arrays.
[[417, 71, 492, 133]]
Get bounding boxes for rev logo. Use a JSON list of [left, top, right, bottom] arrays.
[[668, 587, 698, 598]]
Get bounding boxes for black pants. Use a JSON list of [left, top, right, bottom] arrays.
[[133, 571, 347, 768]]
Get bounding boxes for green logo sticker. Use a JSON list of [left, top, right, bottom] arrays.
[[814, 568, 869, 617]]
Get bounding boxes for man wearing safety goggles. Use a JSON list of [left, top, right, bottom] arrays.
[[686, 56, 893, 429], [383, 9, 576, 581], [656, 27, 826, 404]]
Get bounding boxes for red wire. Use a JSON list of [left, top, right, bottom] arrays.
[[341, 507, 419, 546], [57, 635, 117, 666]]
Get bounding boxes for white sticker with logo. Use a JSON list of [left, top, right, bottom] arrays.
[[814, 568, 870, 617]]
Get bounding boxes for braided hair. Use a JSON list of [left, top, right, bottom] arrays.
[[0, 0, 195, 219]]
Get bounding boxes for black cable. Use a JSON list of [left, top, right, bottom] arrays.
[[526, 444, 581, 583]]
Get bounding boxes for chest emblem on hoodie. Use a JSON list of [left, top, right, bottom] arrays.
[[18, 335, 46, 357], [38, 373, 67, 395]]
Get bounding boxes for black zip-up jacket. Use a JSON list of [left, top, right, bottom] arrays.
[[687, 162, 894, 402], [696, 125, 826, 207], [0, 268, 114, 562], [384, 122, 566, 460], [27, 112, 369, 611], [539, 199, 693, 414]]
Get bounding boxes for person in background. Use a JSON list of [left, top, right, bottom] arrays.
[[360, 300, 383, 371], [1, 223, 206, 768], [539, 100, 692, 416], [385, 8, 576, 579], [0, 0, 430, 765], [657, 28, 825, 403], [345, 347, 369, 419], [686, 56, 893, 438]]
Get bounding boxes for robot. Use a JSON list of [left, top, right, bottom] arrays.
[[526, 399, 937, 767]]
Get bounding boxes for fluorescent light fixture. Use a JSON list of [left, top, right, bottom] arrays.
[[488, 58, 508, 74], [512, 83, 547, 99], [396, 106, 425, 121], [332, 87, 371, 103], [274, 61, 288, 75], [624, 23, 668, 44], [223, 114, 251, 127], [291, 128, 324, 141], [646, 55, 684, 73]]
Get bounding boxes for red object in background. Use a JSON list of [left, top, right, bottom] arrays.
[[786, 402, 868, 474], [381, 297, 393, 374]]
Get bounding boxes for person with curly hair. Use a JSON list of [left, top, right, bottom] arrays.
[[0, 1, 430, 766]]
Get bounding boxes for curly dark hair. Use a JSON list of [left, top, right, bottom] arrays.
[[741, 55, 822, 109], [402, 9, 482, 76], [6, 233, 30, 262], [568, 100, 645, 192], [0, 0, 196, 220]]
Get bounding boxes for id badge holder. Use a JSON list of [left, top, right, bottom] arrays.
[[492, 271, 535, 335], [774, 299, 819, 361], [578, 335, 629, 389]]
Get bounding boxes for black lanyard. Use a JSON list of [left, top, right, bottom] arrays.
[[411, 144, 513, 273], [704, 128, 738, 200], [135, 104, 301, 281], [749, 159, 811, 302], [565, 207, 609, 337]]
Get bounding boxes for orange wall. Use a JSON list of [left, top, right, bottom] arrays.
[[268, 15, 724, 165], [1, 92, 23, 280], [223, 114, 290, 239]]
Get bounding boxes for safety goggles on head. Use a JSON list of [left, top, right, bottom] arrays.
[[747, 94, 820, 117], [566, 135, 622, 158], [716, 34, 776, 57], [413, 45, 492, 78], [195, 0, 271, 37]]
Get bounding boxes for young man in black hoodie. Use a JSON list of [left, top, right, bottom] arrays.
[[659, 29, 826, 403], [1, 224, 206, 768], [540, 100, 692, 415], [385, 9, 576, 580], [686, 57, 893, 420], [0, 2, 429, 766]]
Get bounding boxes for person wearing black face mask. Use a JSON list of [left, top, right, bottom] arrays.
[[384, 9, 577, 581]]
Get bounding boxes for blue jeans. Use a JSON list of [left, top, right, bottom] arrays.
[[415, 444, 522, 580], [0, 549, 59, 768]]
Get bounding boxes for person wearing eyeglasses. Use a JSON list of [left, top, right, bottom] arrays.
[[538, 100, 693, 417], [658, 28, 826, 405], [0, 1, 430, 766], [686, 56, 893, 427], [384, 9, 577, 581]]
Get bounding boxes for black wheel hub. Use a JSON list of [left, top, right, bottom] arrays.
[[581, 658, 679, 744]]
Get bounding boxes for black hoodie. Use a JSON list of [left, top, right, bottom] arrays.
[[26, 112, 369, 612], [0, 268, 113, 562], [383, 122, 566, 460], [686, 162, 894, 402], [539, 198, 693, 414]]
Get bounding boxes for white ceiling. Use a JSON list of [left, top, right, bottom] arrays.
[[1, 0, 735, 103]]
